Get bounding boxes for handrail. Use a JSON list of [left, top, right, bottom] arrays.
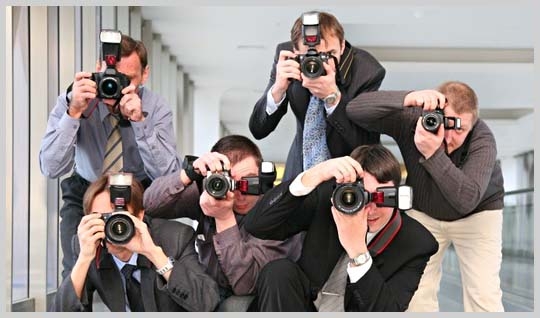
[[504, 187, 534, 196]]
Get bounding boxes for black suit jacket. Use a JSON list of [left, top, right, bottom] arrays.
[[52, 217, 220, 312], [244, 180, 438, 311], [249, 41, 385, 181]]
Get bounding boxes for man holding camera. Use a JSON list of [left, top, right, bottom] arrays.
[[51, 173, 219, 312], [243, 144, 438, 311], [249, 11, 385, 182], [39, 31, 181, 279], [143, 135, 303, 310], [346, 81, 505, 312]]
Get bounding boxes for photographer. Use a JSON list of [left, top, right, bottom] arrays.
[[243, 144, 438, 311], [39, 31, 181, 278], [51, 174, 219, 312], [345, 82, 505, 312], [143, 135, 303, 310], [249, 10, 385, 181]]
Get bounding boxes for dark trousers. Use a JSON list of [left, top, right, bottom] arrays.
[[249, 258, 317, 312], [59, 172, 152, 279], [59, 173, 90, 279]]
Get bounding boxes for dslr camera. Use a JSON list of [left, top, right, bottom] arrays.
[[293, 12, 331, 79], [91, 30, 130, 100], [101, 173, 135, 244], [332, 179, 413, 215], [203, 161, 277, 199], [421, 107, 462, 133]]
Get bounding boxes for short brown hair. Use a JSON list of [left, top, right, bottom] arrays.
[[83, 174, 144, 217], [350, 144, 401, 186], [290, 11, 345, 50], [211, 135, 263, 167], [437, 81, 479, 124], [121, 34, 148, 70]]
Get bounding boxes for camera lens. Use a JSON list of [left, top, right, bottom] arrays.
[[204, 174, 230, 199], [301, 57, 324, 78], [422, 112, 443, 133], [332, 183, 366, 214], [104, 214, 135, 244], [100, 77, 119, 99]]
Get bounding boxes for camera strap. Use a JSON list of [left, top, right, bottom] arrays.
[[367, 209, 402, 256]]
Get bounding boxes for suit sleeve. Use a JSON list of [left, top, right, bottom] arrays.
[[51, 270, 95, 312], [249, 43, 290, 140], [154, 220, 220, 312], [213, 225, 303, 295]]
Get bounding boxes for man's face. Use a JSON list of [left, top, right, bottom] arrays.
[[89, 191, 139, 255], [101, 51, 149, 107], [443, 106, 475, 154], [295, 32, 345, 64], [230, 156, 261, 215], [362, 172, 395, 233]]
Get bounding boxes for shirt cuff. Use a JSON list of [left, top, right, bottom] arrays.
[[289, 171, 316, 197], [265, 85, 286, 115], [324, 103, 338, 116], [347, 257, 373, 283]]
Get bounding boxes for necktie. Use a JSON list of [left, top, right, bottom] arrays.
[[302, 96, 331, 170], [102, 114, 123, 173], [313, 253, 349, 312], [121, 264, 144, 312]]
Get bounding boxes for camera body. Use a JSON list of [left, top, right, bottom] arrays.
[[102, 173, 135, 244], [294, 12, 329, 79], [91, 30, 130, 100], [202, 161, 277, 199], [421, 107, 462, 133], [332, 179, 413, 214]]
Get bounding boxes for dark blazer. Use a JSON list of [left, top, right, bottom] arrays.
[[52, 217, 220, 312], [244, 180, 438, 311], [249, 41, 385, 181]]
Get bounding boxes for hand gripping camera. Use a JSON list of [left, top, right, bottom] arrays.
[[101, 173, 135, 244], [203, 162, 277, 199], [421, 107, 462, 133], [294, 12, 332, 79], [332, 179, 413, 215], [91, 30, 130, 100]]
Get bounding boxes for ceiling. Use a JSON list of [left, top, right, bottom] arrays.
[[140, 4, 534, 163]]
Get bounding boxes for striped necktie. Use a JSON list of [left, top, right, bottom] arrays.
[[302, 95, 331, 170], [102, 114, 123, 173]]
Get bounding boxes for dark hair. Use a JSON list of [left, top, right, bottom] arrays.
[[349, 144, 401, 186], [437, 81, 479, 124], [211, 135, 263, 167], [82, 174, 144, 217], [290, 11, 345, 50], [120, 34, 148, 70]]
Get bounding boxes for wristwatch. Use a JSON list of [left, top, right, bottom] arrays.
[[350, 251, 371, 267], [323, 89, 341, 107], [156, 256, 175, 275], [182, 155, 203, 182]]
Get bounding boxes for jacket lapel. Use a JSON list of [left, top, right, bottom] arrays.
[[138, 255, 158, 312], [97, 253, 128, 312]]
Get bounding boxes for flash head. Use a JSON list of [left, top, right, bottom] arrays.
[[301, 12, 321, 46], [108, 173, 132, 210]]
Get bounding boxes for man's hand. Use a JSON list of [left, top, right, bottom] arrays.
[[271, 50, 301, 102], [200, 191, 236, 232], [302, 156, 363, 188], [122, 213, 158, 256], [301, 58, 338, 100], [118, 84, 145, 122], [331, 205, 369, 258], [414, 116, 445, 159], [68, 72, 97, 118], [77, 213, 105, 262], [403, 90, 447, 111], [193, 152, 231, 176]]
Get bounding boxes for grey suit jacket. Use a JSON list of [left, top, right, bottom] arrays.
[[249, 41, 385, 181], [51, 217, 220, 312]]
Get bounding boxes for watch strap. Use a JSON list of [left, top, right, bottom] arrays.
[[156, 256, 175, 275]]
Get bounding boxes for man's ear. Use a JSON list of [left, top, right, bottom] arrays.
[[339, 40, 345, 56], [141, 65, 150, 85]]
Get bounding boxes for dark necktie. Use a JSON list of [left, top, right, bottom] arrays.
[[102, 114, 123, 173], [121, 264, 144, 312], [302, 96, 331, 170]]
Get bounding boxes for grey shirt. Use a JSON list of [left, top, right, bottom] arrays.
[[346, 91, 504, 221], [39, 87, 181, 182], [143, 172, 303, 295]]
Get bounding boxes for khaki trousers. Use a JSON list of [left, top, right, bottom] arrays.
[[406, 209, 504, 312]]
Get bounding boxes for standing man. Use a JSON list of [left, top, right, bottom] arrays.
[[249, 10, 385, 181], [346, 81, 505, 312], [40, 32, 181, 278]]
